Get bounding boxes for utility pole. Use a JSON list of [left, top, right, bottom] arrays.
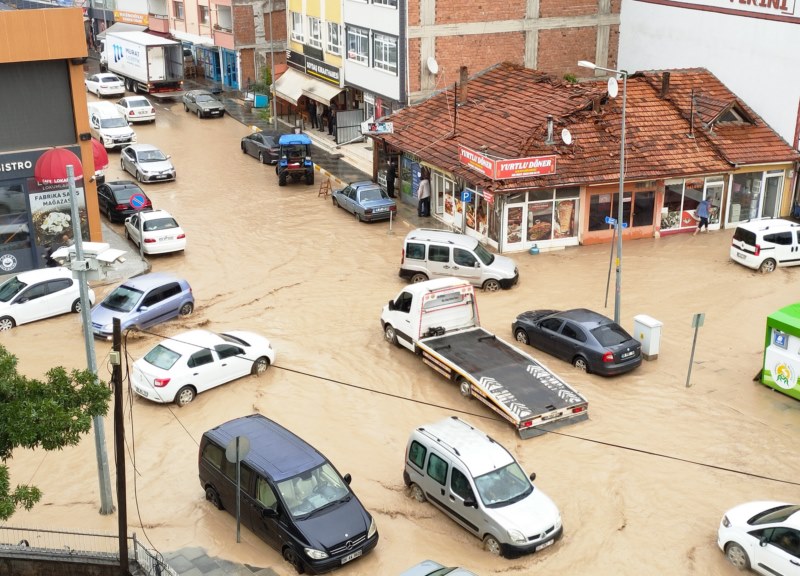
[[67, 164, 115, 515], [112, 318, 129, 575], [268, 0, 276, 130]]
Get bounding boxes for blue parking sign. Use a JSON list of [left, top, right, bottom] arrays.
[[461, 191, 472, 203]]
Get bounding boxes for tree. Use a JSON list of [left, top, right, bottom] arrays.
[[0, 344, 111, 520]]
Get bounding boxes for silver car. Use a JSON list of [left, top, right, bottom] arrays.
[[332, 181, 397, 222], [120, 144, 176, 183], [182, 90, 226, 118]]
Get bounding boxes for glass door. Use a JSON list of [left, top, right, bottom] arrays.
[[762, 172, 783, 218], [504, 202, 524, 252]]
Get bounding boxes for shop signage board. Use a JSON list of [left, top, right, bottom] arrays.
[[632, 0, 800, 23], [459, 146, 495, 178], [286, 50, 341, 85], [361, 121, 393, 135], [458, 145, 557, 180]]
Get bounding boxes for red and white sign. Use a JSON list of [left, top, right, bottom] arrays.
[[483, 190, 494, 204], [495, 155, 557, 179], [459, 146, 495, 178]]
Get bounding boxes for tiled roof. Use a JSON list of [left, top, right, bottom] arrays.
[[376, 63, 798, 192]]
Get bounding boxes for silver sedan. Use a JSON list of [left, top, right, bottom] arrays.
[[120, 144, 176, 183]]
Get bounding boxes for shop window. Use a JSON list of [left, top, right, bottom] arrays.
[[588, 194, 613, 231], [308, 17, 322, 49], [373, 0, 398, 6], [327, 23, 341, 55], [729, 173, 762, 224], [291, 12, 304, 42], [346, 26, 369, 65], [527, 202, 553, 242], [661, 181, 685, 230], [373, 33, 397, 74], [554, 199, 577, 238], [632, 191, 654, 227]]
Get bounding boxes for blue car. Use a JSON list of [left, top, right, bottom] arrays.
[[90, 272, 194, 340], [332, 180, 397, 222]]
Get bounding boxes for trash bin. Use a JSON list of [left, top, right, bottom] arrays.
[[633, 314, 663, 360], [253, 93, 268, 108]]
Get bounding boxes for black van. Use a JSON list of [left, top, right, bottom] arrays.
[[198, 414, 378, 574]]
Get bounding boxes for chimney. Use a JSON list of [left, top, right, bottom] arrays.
[[660, 71, 671, 99], [458, 66, 469, 105], [592, 96, 601, 114], [545, 115, 554, 144]]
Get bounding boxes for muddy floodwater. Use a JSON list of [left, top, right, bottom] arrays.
[[4, 95, 800, 576]]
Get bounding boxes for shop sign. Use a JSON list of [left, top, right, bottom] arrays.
[[362, 121, 393, 135], [632, 0, 800, 24], [287, 50, 306, 72], [113, 10, 148, 25], [304, 55, 340, 85], [495, 155, 557, 179], [484, 191, 494, 204], [459, 146, 495, 178]]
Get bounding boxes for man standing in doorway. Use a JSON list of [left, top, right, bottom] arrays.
[[693, 197, 710, 236], [308, 100, 318, 129]]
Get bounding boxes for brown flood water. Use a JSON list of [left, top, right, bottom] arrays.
[[3, 96, 800, 576]]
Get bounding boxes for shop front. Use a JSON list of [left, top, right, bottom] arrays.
[[582, 182, 658, 245], [726, 167, 789, 227], [659, 175, 724, 234]]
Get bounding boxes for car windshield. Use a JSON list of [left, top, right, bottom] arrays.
[[196, 94, 215, 102], [750, 504, 800, 525], [276, 462, 350, 519], [360, 188, 387, 202], [0, 277, 26, 302], [591, 324, 631, 346], [473, 242, 495, 265], [143, 344, 181, 370], [143, 217, 178, 232], [100, 117, 129, 128], [138, 150, 167, 162], [473, 462, 532, 508], [101, 285, 143, 312]]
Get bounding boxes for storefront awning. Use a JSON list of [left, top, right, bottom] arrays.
[[273, 68, 307, 106], [301, 76, 343, 105]]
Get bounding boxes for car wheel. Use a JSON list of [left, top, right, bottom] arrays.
[[175, 386, 196, 406], [409, 483, 426, 503], [384, 324, 398, 346], [483, 279, 501, 292], [184, 103, 189, 112], [725, 542, 750, 570], [282, 547, 305, 574], [332, 198, 339, 207], [410, 273, 428, 284], [120, 158, 125, 171], [205, 486, 223, 510], [135, 171, 143, 183], [514, 328, 530, 345], [0, 316, 16, 331], [252, 356, 271, 376], [278, 172, 287, 186], [258, 151, 265, 163], [106, 205, 114, 221], [355, 212, 362, 222], [483, 534, 503, 556], [179, 302, 194, 317], [71, 298, 82, 313], [305, 172, 314, 185], [197, 108, 202, 118], [241, 143, 247, 154], [573, 356, 590, 372], [457, 377, 471, 398], [759, 258, 777, 274]]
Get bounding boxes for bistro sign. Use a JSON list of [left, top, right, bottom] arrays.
[[459, 146, 557, 180]]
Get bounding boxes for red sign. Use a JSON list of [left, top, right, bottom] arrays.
[[483, 191, 494, 204], [459, 146, 495, 179], [495, 155, 557, 179], [34, 148, 83, 185]]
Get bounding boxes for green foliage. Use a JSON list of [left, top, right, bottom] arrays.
[[563, 73, 578, 84], [0, 345, 111, 520], [250, 66, 272, 95]]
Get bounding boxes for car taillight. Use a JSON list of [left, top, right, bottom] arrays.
[[144, 238, 156, 243], [115, 204, 127, 211], [754, 244, 761, 256], [149, 108, 155, 114], [177, 233, 186, 239], [154, 377, 170, 387], [571, 405, 586, 414], [602, 351, 614, 363], [128, 110, 135, 116]]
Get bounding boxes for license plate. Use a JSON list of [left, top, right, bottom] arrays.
[[156, 175, 168, 179], [535, 539, 554, 552], [736, 252, 746, 260], [158, 235, 174, 241], [341, 550, 362, 564], [541, 411, 563, 421], [134, 386, 149, 398], [622, 350, 635, 359]]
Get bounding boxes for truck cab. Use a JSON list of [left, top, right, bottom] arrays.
[[276, 133, 314, 186]]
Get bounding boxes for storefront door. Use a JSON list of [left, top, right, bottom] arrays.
[[222, 49, 238, 90], [504, 202, 525, 251], [763, 172, 783, 218]]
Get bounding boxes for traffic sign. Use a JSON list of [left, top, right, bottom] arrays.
[[130, 193, 146, 209], [604, 216, 617, 225], [461, 191, 472, 203]]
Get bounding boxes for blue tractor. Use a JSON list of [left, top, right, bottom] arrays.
[[275, 133, 314, 186]]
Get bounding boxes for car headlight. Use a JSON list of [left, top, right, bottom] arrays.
[[367, 517, 377, 538], [508, 528, 526, 544], [555, 515, 562, 530], [722, 515, 730, 528], [303, 547, 328, 560]]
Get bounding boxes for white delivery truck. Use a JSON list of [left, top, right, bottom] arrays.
[[104, 31, 184, 97], [380, 277, 589, 439]]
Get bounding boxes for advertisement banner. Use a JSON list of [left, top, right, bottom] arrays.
[[495, 155, 557, 179], [459, 146, 495, 179]]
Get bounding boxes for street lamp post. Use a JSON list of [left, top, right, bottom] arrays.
[[578, 60, 628, 325]]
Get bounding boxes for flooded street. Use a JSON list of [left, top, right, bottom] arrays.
[[3, 96, 800, 576]]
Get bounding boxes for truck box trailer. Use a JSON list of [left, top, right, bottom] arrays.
[[104, 31, 184, 97]]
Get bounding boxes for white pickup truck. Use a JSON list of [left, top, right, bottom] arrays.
[[380, 277, 588, 439]]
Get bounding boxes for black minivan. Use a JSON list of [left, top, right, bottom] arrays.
[[198, 414, 379, 574]]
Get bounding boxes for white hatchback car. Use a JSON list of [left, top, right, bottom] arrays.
[[718, 501, 800, 575], [115, 96, 156, 123], [131, 330, 275, 406], [85, 73, 125, 98], [124, 209, 186, 254], [0, 267, 95, 330]]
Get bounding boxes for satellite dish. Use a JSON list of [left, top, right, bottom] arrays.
[[607, 76, 619, 98], [561, 128, 573, 145], [426, 56, 439, 75]]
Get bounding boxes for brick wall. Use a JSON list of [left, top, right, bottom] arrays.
[[240, 47, 255, 86], [538, 27, 597, 77], [540, 0, 601, 17], [268, 9, 286, 42], [233, 4, 255, 44], [435, 0, 525, 24]]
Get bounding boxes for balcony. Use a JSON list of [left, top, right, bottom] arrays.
[[213, 24, 233, 49], [148, 15, 170, 32]]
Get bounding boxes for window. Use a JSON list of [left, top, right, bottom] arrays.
[[453, 248, 476, 267], [346, 26, 369, 65], [327, 23, 341, 55], [202, 443, 224, 470], [256, 476, 278, 510], [764, 232, 793, 246], [373, 0, 398, 6], [450, 468, 473, 500], [173, 1, 184, 20], [21, 284, 47, 301], [308, 17, 322, 49], [372, 33, 397, 74], [427, 453, 448, 486], [188, 349, 214, 368], [405, 242, 425, 260], [198, 5, 209, 25], [408, 440, 426, 469], [428, 245, 449, 263], [215, 344, 243, 359], [222, 460, 252, 489], [46, 279, 72, 294], [394, 292, 413, 313], [561, 322, 585, 342], [541, 318, 562, 332], [291, 12, 304, 42]]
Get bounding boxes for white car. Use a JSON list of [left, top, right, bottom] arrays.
[[124, 209, 186, 254], [131, 330, 275, 406], [0, 267, 95, 330], [85, 73, 125, 98], [718, 501, 800, 575], [120, 144, 176, 183], [115, 96, 156, 123]]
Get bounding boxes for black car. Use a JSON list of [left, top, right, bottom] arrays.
[[241, 131, 280, 164], [512, 308, 642, 376], [96, 180, 152, 223]]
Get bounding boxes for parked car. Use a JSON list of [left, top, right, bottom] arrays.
[[182, 89, 226, 118], [96, 180, 152, 223], [115, 95, 156, 123], [512, 308, 641, 376], [241, 131, 280, 164], [332, 180, 397, 222], [88, 101, 137, 150], [0, 267, 95, 331], [120, 144, 176, 183], [132, 329, 275, 405], [718, 501, 800, 575], [85, 72, 125, 98], [400, 560, 478, 576], [124, 209, 186, 255], [90, 272, 193, 340], [730, 218, 800, 273]]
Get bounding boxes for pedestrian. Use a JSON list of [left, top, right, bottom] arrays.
[[320, 105, 329, 132], [418, 169, 431, 217], [386, 159, 397, 198], [693, 197, 711, 236], [308, 100, 318, 130], [44, 234, 71, 267], [328, 103, 337, 137]]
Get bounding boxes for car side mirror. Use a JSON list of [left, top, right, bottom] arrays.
[[262, 507, 278, 519], [463, 495, 477, 508], [473, 262, 480, 268], [167, 155, 172, 160], [139, 305, 149, 312], [16, 297, 28, 304], [529, 472, 536, 482], [343, 473, 352, 485], [388, 300, 395, 311]]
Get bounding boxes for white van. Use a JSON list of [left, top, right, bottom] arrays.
[[400, 229, 519, 291], [403, 416, 563, 557], [730, 218, 800, 273], [88, 101, 136, 150]]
